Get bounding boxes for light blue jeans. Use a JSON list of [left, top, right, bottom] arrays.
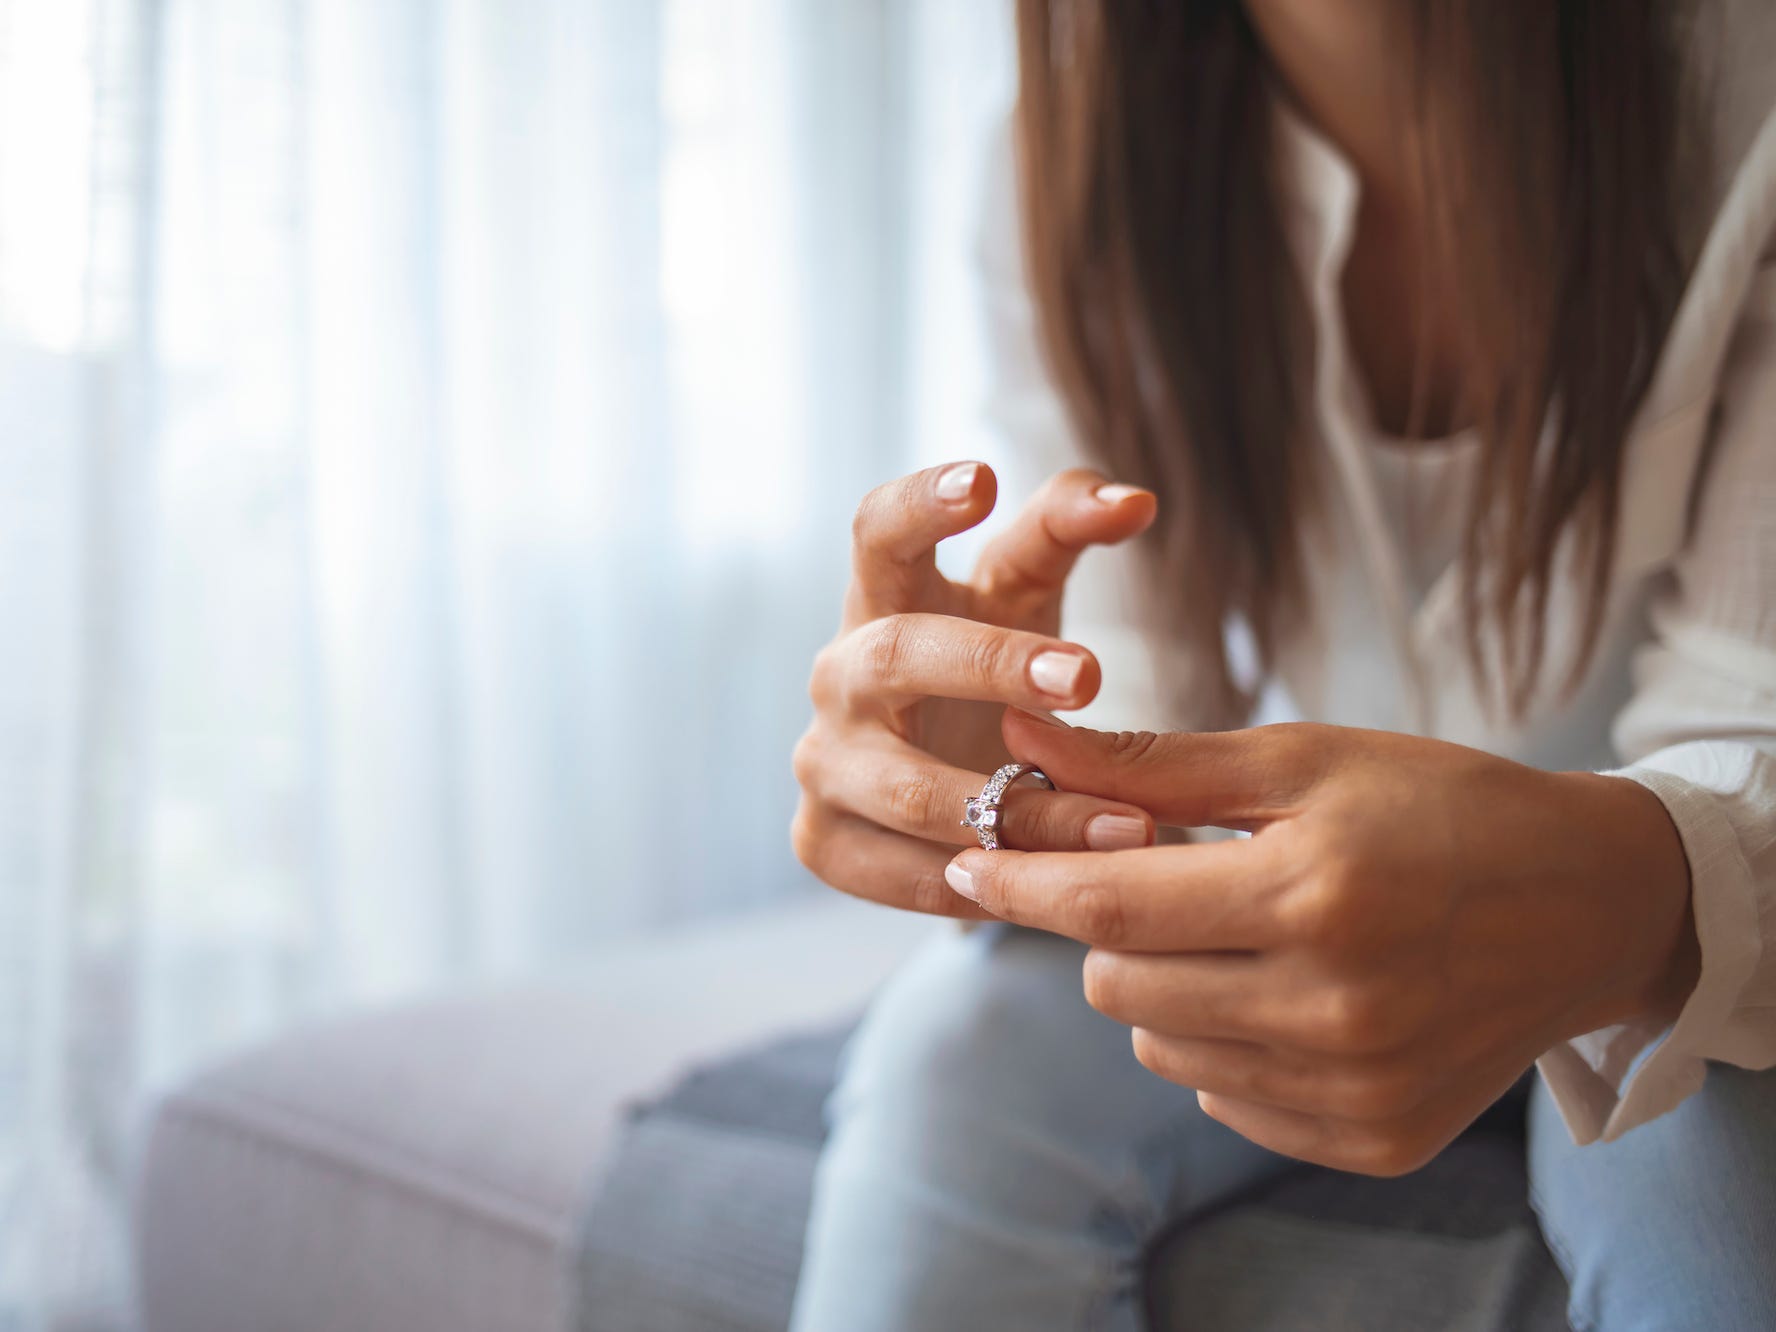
[[789, 923, 1776, 1332]]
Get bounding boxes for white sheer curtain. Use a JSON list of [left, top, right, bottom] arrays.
[[0, 0, 1014, 1325]]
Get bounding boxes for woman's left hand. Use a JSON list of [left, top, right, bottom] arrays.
[[944, 708, 1702, 1175]]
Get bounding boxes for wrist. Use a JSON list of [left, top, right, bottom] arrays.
[[1564, 772, 1701, 1034]]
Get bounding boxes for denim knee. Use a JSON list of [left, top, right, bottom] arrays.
[[1528, 1063, 1776, 1332], [824, 924, 1126, 1174]]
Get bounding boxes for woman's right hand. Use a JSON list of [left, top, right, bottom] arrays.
[[791, 460, 1161, 918]]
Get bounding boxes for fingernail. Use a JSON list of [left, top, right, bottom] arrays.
[[1095, 483, 1145, 504], [1010, 706, 1068, 728], [1085, 814, 1148, 850], [945, 860, 978, 901], [936, 463, 979, 503], [1029, 651, 1085, 698]]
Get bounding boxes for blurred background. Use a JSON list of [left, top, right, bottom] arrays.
[[0, 1, 1014, 1324]]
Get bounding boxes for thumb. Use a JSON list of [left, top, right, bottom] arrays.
[[1000, 708, 1322, 830]]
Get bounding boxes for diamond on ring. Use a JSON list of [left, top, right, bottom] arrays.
[[961, 763, 1055, 850]]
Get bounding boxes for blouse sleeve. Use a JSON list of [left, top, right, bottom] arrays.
[[971, 118, 1223, 737], [1534, 259, 1776, 1145]]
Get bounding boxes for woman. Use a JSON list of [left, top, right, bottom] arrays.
[[789, 1, 1776, 1328]]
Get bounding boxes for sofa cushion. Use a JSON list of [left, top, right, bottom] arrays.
[[574, 1026, 1569, 1332], [133, 896, 938, 1332]]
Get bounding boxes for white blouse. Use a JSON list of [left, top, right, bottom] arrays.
[[974, 3, 1776, 1145]]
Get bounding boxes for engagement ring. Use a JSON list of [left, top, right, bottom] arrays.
[[961, 763, 1055, 851]]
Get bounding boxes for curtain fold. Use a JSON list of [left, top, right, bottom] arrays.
[[0, 0, 1012, 1324]]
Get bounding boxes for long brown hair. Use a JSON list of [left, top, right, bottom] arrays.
[[1014, 1, 1692, 722]]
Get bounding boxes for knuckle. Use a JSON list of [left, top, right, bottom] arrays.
[[1081, 950, 1128, 1018], [790, 729, 822, 792], [1305, 823, 1364, 891], [1130, 1027, 1174, 1080], [860, 615, 915, 688], [883, 767, 944, 831], [1106, 729, 1163, 764], [1274, 834, 1373, 951], [1027, 467, 1097, 519], [1312, 984, 1396, 1055], [850, 484, 891, 547], [807, 643, 842, 706], [1258, 723, 1335, 796], [1273, 876, 1338, 942], [904, 863, 965, 917], [959, 625, 1011, 688], [1285, 875, 1367, 954], [789, 801, 827, 874], [1055, 465, 1106, 492], [1010, 791, 1072, 851], [1064, 874, 1130, 946], [1195, 1088, 1234, 1127]]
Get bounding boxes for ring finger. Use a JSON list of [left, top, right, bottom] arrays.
[[793, 803, 995, 919], [806, 731, 1155, 852]]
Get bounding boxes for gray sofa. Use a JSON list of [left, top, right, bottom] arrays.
[[132, 895, 1570, 1331]]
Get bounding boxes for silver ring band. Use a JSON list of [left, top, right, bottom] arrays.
[[960, 762, 1055, 851]]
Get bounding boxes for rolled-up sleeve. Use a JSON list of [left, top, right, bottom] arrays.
[[1536, 264, 1776, 1145]]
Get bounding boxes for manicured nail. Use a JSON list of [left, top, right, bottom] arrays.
[[1009, 706, 1068, 728], [945, 860, 978, 901], [1029, 651, 1085, 698], [1095, 483, 1145, 504], [936, 463, 979, 502], [1085, 814, 1148, 851]]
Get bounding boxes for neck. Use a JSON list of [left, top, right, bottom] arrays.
[[1241, 0, 1417, 210]]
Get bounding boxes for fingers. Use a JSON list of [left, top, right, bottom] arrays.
[[1191, 1092, 1440, 1176], [1081, 951, 1307, 1045], [943, 838, 1284, 951], [970, 469, 1156, 616], [798, 731, 1156, 852], [792, 802, 996, 920], [1001, 709, 1332, 830], [812, 613, 1102, 715], [843, 463, 1154, 630], [846, 462, 995, 625], [1128, 1032, 1431, 1124], [1085, 945, 1417, 1054], [1191, 1063, 1518, 1178]]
